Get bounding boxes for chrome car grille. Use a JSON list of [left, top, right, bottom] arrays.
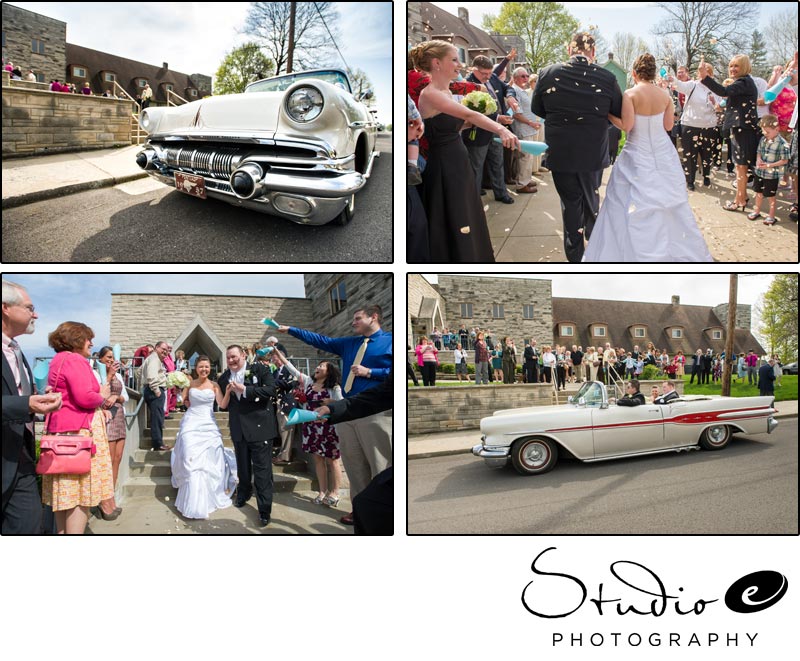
[[149, 140, 332, 180], [163, 146, 241, 180]]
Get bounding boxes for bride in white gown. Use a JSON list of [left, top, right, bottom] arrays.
[[171, 356, 238, 519], [583, 54, 712, 262]]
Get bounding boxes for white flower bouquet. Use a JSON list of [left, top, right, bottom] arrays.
[[461, 91, 497, 140], [167, 371, 191, 389]]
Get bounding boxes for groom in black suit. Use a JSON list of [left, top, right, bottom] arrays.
[[218, 345, 279, 527], [532, 32, 623, 262]]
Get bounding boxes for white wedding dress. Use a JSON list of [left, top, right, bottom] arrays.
[[170, 387, 238, 519], [583, 113, 712, 262]]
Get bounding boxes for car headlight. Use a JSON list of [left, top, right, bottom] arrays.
[[285, 86, 324, 122], [140, 110, 151, 129]]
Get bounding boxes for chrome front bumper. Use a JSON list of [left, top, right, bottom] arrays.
[[136, 142, 378, 225], [472, 437, 510, 468]]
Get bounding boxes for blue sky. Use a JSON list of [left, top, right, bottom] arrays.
[[8, 2, 393, 123], [4, 273, 306, 366]]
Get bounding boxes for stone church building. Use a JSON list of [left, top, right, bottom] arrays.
[[111, 274, 392, 373], [408, 274, 765, 356]]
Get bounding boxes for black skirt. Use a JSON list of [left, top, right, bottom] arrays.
[[729, 127, 758, 167]]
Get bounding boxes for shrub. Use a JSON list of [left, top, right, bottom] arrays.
[[641, 364, 663, 381], [441, 364, 455, 374]]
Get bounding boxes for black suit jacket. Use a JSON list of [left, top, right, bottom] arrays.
[[701, 74, 758, 132], [654, 390, 680, 405], [617, 392, 646, 406], [218, 361, 279, 442], [758, 364, 775, 395], [327, 377, 392, 425], [2, 352, 35, 508], [532, 55, 623, 172], [462, 70, 516, 147]]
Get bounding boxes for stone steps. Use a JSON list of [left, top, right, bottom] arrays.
[[129, 449, 308, 478], [123, 472, 318, 499]]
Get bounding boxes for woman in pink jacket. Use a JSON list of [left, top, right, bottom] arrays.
[[415, 337, 438, 387], [44, 322, 116, 534]]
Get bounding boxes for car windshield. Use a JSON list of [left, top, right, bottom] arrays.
[[245, 70, 351, 94], [573, 381, 604, 406]]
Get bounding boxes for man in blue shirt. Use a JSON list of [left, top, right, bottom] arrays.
[[278, 305, 392, 526]]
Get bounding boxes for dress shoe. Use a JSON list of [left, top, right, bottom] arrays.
[[687, 182, 695, 191], [259, 514, 271, 527], [340, 512, 354, 526], [516, 183, 537, 194], [234, 493, 250, 507], [479, 189, 486, 196], [494, 195, 514, 204], [703, 176, 711, 187]]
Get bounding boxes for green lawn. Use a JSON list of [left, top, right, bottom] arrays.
[[681, 374, 796, 402], [408, 375, 798, 401]]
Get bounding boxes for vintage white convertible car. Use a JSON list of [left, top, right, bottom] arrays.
[[135, 69, 379, 225], [472, 381, 779, 475]]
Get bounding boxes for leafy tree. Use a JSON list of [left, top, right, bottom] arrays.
[[214, 42, 275, 95], [748, 30, 769, 80], [241, 2, 341, 75], [652, 2, 760, 71], [481, 2, 579, 72], [756, 274, 798, 362]]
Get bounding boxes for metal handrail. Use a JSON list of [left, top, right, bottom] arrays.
[[166, 88, 188, 106], [112, 80, 148, 145]]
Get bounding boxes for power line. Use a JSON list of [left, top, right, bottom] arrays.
[[313, 2, 350, 76]]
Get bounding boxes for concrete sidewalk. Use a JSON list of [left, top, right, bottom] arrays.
[[2, 145, 147, 208], [86, 489, 353, 535], [408, 398, 798, 459], [486, 166, 798, 262]]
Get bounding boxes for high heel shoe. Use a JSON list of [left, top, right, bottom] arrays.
[[99, 507, 121, 521], [723, 200, 747, 212], [323, 495, 340, 508], [313, 494, 326, 505]]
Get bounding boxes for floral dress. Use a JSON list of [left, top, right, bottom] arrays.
[[301, 383, 341, 459]]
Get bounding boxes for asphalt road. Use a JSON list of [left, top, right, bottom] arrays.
[[2, 134, 392, 263], [407, 424, 798, 535]]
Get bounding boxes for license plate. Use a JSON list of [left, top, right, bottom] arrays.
[[174, 172, 206, 199]]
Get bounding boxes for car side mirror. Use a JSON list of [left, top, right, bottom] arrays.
[[578, 397, 586, 407], [358, 89, 373, 101], [600, 402, 609, 409], [567, 396, 574, 404]]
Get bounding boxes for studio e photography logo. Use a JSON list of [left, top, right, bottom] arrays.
[[520, 547, 788, 649]]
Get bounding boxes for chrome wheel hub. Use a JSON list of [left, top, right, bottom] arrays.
[[523, 443, 547, 467]]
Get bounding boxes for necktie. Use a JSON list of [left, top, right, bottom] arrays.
[[344, 337, 369, 394], [9, 339, 31, 395], [10, 339, 35, 437]]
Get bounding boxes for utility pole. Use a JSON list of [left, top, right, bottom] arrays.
[[287, 1, 296, 73], [721, 274, 737, 397]]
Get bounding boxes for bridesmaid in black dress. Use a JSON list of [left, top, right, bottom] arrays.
[[410, 40, 519, 263]]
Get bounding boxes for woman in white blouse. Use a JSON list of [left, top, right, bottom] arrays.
[[453, 343, 468, 382], [541, 345, 556, 384], [670, 64, 723, 190]]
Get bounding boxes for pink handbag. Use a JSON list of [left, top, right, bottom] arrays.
[[35, 356, 97, 475], [36, 434, 96, 475]]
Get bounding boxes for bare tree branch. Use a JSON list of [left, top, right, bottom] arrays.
[[241, 2, 341, 75]]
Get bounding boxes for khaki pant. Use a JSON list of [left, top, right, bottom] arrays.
[[334, 409, 393, 499]]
